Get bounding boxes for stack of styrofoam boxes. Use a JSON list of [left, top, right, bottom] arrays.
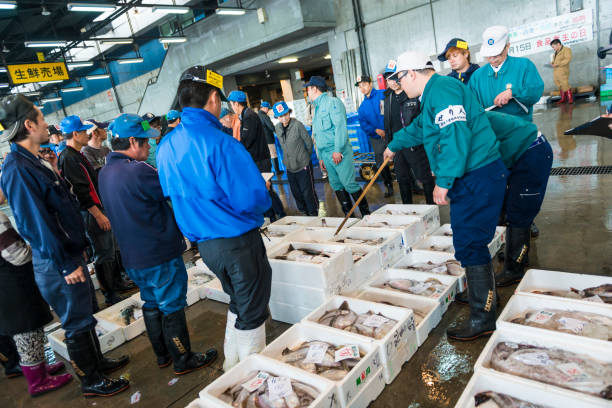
[[195, 258, 230, 304], [454, 269, 612, 407], [48, 319, 126, 360], [261, 224, 304, 250], [371, 204, 441, 236], [267, 242, 353, 324], [94, 295, 146, 341]]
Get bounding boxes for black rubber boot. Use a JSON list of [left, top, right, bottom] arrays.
[[530, 222, 539, 238], [0, 335, 22, 378], [142, 308, 172, 368], [162, 309, 218, 375], [97, 264, 124, 306], [384, 182, 394, 198], [455, 288, 500, 308], [109, 261, 137, 293], [65, 331, 130, 397], [272, 158, 283, 176], [334, 190, 353, 216], [422, 181, 435, 205], [91, 329, 129, 374], [398, 182, 413, 204], [447, 263, 497, 341], [496, 227, 530, 287], [350, 189, 371, 217]]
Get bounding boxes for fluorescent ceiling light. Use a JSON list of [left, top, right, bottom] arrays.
[[96, 38, 133, 45], [67, 3, 116, 12], [159, 37, 187, 44], [25, 41, 68, 48], [0, 83, 9, 88], [39, 80, 64, 84], [118, 57, 143, 64], [0, 1, 17, 10], [215, 7, 246, 15], [42, 97, 62, 103], [61, 86, 84, 93], [93, 10, 114, 22], [67, 61, 94, 69], [151, 6, 190, 14], [0, 67, 6, 73], [25, 91, 41, 96], [86, 73, 110, 80], [324, 54, 331, 60], [279, 57, 298, 64]]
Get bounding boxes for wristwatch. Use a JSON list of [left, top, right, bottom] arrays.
[[506, 83, 513, 90]]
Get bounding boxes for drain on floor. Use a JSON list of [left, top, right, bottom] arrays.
[[550, 166, 612, 176]]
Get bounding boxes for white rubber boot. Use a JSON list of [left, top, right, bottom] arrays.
[[235, 322, 266, 362], [222, 311, 239, 372]]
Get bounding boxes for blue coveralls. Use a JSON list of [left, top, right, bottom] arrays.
[[1, 144, 96, 339], [389, 74, 509, 266]]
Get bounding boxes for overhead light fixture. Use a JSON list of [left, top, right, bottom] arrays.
[[41, 6, 51, 16], [324, 54, 331, 60], [159, 37, 187, 44], [93, 10, 113, 22], [0, 1, 17, 10], [2, 45, 9, 53], [67, 61, 94, 69], [86, 73, 110, 80], [0, 67, 6, 73], [42, 97, 62, 103], [25, 40, 68, 48], [0, 83, 9, 88], [118, 57, 143, 64], [67, 3, 116, 13], [40, 79, 65, 84], [215, 7, 246, 16], [151, 5, 190, 14], [25, 91, 41, 96], [61, 86, 84, 93], [279, 57, 298, 64], [96, 38, 133, 45]]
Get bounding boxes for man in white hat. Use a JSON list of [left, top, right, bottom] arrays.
[[383, 50, 508, 341]]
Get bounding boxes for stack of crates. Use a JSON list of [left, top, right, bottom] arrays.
[[601, 65, 612, 112]]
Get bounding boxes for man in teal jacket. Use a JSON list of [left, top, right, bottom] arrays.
[[384, 51, 508, 341], [469, 25, 544, 123], [306, 76, 370, 216]]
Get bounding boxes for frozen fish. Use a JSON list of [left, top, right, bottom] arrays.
[[532, 283, 612, 304], [399, 260, 463, 276], [280, 341, 363, 380], [385, 209, 418, 215], [509, 308, 612, 341], [474, 391, 549, 407], [273, 245, 334, 264], [427, 244, 454, 252], [337, 237, 385, 245], [317, 301, 397, 339], [376, 277, 447, 298]]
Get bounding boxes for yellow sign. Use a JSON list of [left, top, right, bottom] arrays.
[[36, 52, 45, 62], [206, 69, 223, 89], [7, 62, 69, 85], [456, 40, 468, 50]]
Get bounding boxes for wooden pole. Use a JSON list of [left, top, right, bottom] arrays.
[[334, 156, 391, 236]]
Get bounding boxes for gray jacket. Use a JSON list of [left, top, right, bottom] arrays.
[[274, 118, 313, 173]]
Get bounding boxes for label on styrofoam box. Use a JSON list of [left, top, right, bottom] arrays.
[[242, 372, 270, 392], [363, 314, 389, 328], [558, 317, 586, 334], [335, 345, 360, 362], [556, 362, 590, 381], [304, 343, 328, 364], [527, 310, 555, 324], [267, 377, 293, 400], [133, 308, 143, 320], [410, 282, 432, 295]]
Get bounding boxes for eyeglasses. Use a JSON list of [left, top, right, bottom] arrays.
[[396, 71, 409, 81]]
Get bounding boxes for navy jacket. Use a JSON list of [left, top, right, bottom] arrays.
[[448, 63, 480, 84], [358, 88, 385, 139], [1, 143, 87, 275], [156, 107, 271, 242], [98, 152, 186, 270]]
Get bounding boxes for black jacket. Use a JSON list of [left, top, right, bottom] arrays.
[[383, 89, 421, 142], [240, 108, 271, 163], [59, 145, 102, 211], [257, 110, 276, 145], [448, 63, 480, 84]]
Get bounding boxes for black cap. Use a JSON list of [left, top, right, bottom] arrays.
[[354, 75, 372, 86], [438, 38, 469, 61], [48, 124, 61, 136], [303, 76, 327, 90], [142, 112, 161, 123], [179, 65, 227, 101], [0, 94, 36, 143]]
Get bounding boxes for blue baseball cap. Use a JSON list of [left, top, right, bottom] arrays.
[[60, 115, 93, 134], [166, 110, 181, 121], [437, 38, 469, 61], [260, 101, 271, 109], [227, 91, 247, 103], [40, 143, 54, 149], [219, 107, 231, 119], [303, 76, 327, 90], [110, 113, 160, 139], [272, 101, 291, 118], [384, 59, 397, 74]]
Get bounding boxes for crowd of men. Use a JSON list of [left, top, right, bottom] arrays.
[[0, 24, 556, 399]]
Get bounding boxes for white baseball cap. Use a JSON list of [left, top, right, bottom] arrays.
[[480, 25, 509, 57], [387, 51, 434, 79]]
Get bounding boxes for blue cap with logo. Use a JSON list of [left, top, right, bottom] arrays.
[[40, 143, 54, 149], [227, 91, 247, 103], [272, 101, 291, 118], [437, 38, 469, 61], [260, 101, 271, 109], [60, 115, 93, 134], [110, 113, 160, 139], [303, 76, 327, 90], [166, 110, 181, 121], [384, 60, 397, 74]]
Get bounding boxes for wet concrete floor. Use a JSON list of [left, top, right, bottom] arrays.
[[1, 101, 611, 407]]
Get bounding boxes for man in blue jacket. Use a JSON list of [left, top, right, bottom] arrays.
[[357, 75, 393, 197], [156, 66, 272, 371], [0, 94, 129, 397], [99, 113, 217, 376]]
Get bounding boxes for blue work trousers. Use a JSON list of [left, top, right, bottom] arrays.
[[448, 159, 509, 267]]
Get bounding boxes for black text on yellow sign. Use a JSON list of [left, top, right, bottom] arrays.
[[7, 62, 70, 85]]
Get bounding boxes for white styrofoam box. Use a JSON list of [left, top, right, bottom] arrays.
[[307, 217, 359, 229], [201, 276, 230, 304], [269, 299, 313, 324], [268, 242, 353, 291], [271, 281, 332, 311], [474, 326, 612, 407], [95, 296, 145, 341], [199, 354, 338, 408], [331, 228, 403, 268], [287, 227, 336, 244], [186, 398, 200, 408], [262, 217, 271, 228], [261, 225, 305, 249], [302, 296, 418, 384], [432, 224, 506, 257], [342, 245, 382, 293], [368, 268, 458, 313], [497, 293, 612, 348], [48, 319, 125, 360], [516, 269, 612, 309], [261, 323, 382, 408], [391, 249, 467, 293], [454, 370, 603, 408], [346, 367, 385, 408], [372, 204, 440, 235], [352, 214, 425, 248], [194, 258, 211, 272], [271, 215, 318, 227], [356, 288, 441, 347]]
